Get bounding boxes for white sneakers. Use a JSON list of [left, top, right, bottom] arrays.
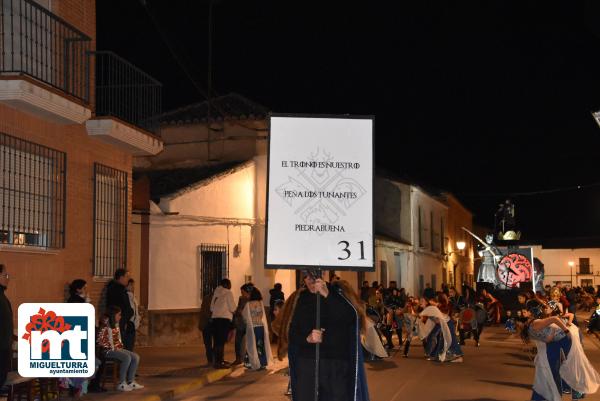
[[129, 382, 145, 390], [117, 382, 132, 392], [117, 381, 145, 391]]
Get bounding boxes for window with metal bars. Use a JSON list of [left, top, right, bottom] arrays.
[[199, 244, 228, 298], [579, 258, 591, 275], [0, 132, 66, 249], [93, 163, 127, 278]]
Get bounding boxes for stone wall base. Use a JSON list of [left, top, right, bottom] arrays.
[[138, 308, 202, 346]]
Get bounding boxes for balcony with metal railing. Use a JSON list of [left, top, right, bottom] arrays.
[[577, 264, 594, 275], [85, 51, 163, 156], [0, 0, 92, 123]]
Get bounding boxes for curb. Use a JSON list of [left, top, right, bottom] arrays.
[[139, 368, 233, 401]]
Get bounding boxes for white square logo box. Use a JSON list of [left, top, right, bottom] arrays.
[[18, 303, 96, 378]]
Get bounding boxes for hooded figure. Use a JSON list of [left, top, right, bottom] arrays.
[[289, 276, 370, 401]]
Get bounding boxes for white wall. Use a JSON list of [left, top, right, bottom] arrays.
[[161, 162, 256, 219], [342, 182, 448, 297], [532, 246, 600, 288], [344, 183, 446, 297], [148, 223, 249, 310], [411, 187, 447, 294], [130, 214, 142, 296], [148, 158, 296, 311], [374, 178, 412, 243], [374, 238, 412, 292]]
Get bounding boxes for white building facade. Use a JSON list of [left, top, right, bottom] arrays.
[[339, 176, 454, 297], [139, 157, 297, 344], [526, 245, 600, 288], [411, 187, 448, 295]]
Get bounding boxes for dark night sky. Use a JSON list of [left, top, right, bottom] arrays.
[[98, 1, 600, 242]]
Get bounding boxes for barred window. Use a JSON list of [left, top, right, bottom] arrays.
[[199, 244, 228, 298], [0, 132, 66, 249], [93, 163, 127, 278]]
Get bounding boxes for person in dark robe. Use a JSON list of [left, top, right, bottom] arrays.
[[289, 272, 370, 401]]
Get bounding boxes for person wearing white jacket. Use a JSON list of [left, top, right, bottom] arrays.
[[211, 279, 236, 369]]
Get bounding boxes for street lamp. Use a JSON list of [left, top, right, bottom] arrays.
[[444, 241, 467, 261], [568, 261, 575, 287]]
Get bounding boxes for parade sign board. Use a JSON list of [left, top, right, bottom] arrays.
[[265, 115, 374, 271]]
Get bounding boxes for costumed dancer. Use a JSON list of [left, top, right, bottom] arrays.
[[481, 288, 502, 325], [587, 295, 600, 334], [272, 282, 305, 397], [454, 286, 486, 347], [401, 296, 421, 358], [421, 290, 442, 359], [289, 274, 370, 401], [549, 287, 567, 315], [505, 310, 516, 333], [522, 300, 600, 400], [448, 287, 461, 314], [242, 287, 273, 370], [363, 313, 389, 360], [419, 288, 463, 362]]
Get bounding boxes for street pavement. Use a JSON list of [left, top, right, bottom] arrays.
[[83, 346, 235, 401], [171, 326, 600, 401]]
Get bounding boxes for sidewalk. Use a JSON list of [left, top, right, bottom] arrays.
[[84, 346, 236, 401]]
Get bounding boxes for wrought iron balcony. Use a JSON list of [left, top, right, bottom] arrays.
[[91, 51, 162, 135], [85, 51, 163, 155], [0, 0, 91, 102]]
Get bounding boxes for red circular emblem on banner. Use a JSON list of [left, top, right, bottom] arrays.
[[497, 253, 532, 288]]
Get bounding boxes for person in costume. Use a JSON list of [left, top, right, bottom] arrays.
[[401, 296, 421, 357], [420, 290, 442, 359], [289, 274, 370, 401], [476, 234, 500, 286], [448, 287, 462, 313], [549, 287, 566, 315], [587, 295, 600, 334], [419, 288, 463, 362], [457, 286, 487, 347], [522, 300, 600, 400], [504, 310, 516, 333], [272, 282, 305, 397], [383, 288, 404, 348], [242, 286, 273, 370], [481, 288, 502, 325]]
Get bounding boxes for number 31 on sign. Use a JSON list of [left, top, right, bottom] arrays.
[[337, 240, 367, 261]]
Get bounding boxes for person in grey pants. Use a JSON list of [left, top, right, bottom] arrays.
[[98, 306, 144, 392]]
